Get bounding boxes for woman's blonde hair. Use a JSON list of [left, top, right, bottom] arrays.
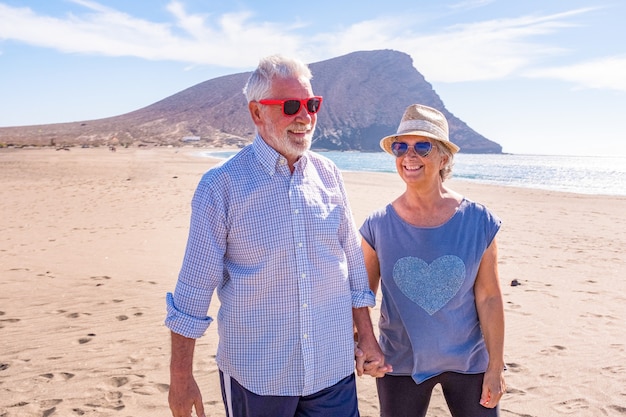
[[434, 140, 455, 181]]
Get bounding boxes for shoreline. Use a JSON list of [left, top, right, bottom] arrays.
[[5, 146, 626, 196], [198, 148, 626, 197], [1, 146, 625, 416]]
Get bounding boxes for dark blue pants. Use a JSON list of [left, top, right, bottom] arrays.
[[377, 372, 499, 417], [220, 371, 360, 417]]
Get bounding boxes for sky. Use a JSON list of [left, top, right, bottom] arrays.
[[1, 1, 625, 156]]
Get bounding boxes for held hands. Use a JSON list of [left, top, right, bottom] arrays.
[[354, 338, 392, 378]]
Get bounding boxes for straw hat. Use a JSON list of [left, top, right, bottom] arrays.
[[380, 104, 460, 154]]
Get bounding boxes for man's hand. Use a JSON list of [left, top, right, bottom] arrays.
[[168, 373, 205, 417], [352, 307, 392, 378], [354, 339, 392, 378], [169, 332, 205, 417]]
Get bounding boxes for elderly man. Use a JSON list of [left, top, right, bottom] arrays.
[[165, 54, 390, 417]]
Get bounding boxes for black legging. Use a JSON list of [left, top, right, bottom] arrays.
[[376, 372, 499, 417]]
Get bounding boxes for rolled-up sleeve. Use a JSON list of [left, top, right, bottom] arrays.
[[165, 292, 213, 339], [351, 288, 376, 308], [164, 172, 227, 338]]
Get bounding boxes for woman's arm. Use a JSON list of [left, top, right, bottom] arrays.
[[362, 239, 382, 295], [474, 239, 506, 408], [353, 239, 391, 377]]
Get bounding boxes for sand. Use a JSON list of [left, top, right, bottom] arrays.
[[1, 146, 625, 417]]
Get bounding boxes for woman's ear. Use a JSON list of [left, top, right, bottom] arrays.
[[439, 152, 449, 169]]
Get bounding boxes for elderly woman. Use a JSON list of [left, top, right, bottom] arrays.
[[359, 104, 506, 416]]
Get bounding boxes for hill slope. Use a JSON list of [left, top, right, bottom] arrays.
[[0, 50, 502, 153]]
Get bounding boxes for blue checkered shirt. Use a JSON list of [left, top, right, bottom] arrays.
[[165, 135, 375, 396]]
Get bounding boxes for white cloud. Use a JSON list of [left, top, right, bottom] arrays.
[[447, 0, 496, 11], [0, 3, 172, 56], [0, 2, 302, 67], [166, 1, 209, 39], [524, 56, 626, 92], [0, 1, 312, 71], [321, 9, 597, 83], [0, 1, 617, 91]]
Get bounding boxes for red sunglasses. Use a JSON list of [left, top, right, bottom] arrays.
[[258, 96, 323, 116]]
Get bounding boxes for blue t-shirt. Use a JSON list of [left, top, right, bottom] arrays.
[[360, 198, 501, 384]]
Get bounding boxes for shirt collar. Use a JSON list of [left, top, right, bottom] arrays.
[[252, 134, 309, 175]]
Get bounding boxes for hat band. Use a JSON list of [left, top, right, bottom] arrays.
[[397, 120, 447, 141]]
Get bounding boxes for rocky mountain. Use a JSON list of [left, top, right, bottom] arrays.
[[0, 50, 502, 153]]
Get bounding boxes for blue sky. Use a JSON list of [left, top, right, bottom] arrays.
[[1, 1, 625, 156]]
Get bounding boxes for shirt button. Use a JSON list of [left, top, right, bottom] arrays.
[[294, 209, 299, 214], [298, 242, 303, 248], [302, 303, 308, 308], [301, 273, 306, 279], [303, 333, 308, 339]]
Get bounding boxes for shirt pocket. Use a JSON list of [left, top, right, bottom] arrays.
[[303, 186, 344, 244]]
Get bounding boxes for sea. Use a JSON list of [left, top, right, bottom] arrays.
[[201, 150, 626, 197]]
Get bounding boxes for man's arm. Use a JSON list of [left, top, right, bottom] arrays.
[[168, 331, 206, 417], [353, 307, 392, 377], [352, 238, 392, 377]]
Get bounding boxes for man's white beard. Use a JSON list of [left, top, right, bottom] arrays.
[[266, 123, 314, 160]]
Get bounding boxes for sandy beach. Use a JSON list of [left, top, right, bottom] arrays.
[[1, 146, 625, 417]]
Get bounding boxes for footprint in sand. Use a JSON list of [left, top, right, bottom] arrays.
[[540, 345, 566, 356], [85, 390, 125, 411], [78, 335, 93, 344], [553, 398, 589, 412], [506, 301, 522, 309], [41, 399, 63, 408], [90, 275, 111, 281], [110, 376, 129, 387], [116, 311, 144, 321], [131, 381, 171, 396], [39, 372, 75, 381], [156, 383, 169, 393], [503, 386, 525, 395], [505, 362, 523, 373], [601, 365, 626, 376], [0, 317, 21, 323], [8, 401, 29, 408], [91, 275, 111, 287], [42, 407, 56, 417]]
